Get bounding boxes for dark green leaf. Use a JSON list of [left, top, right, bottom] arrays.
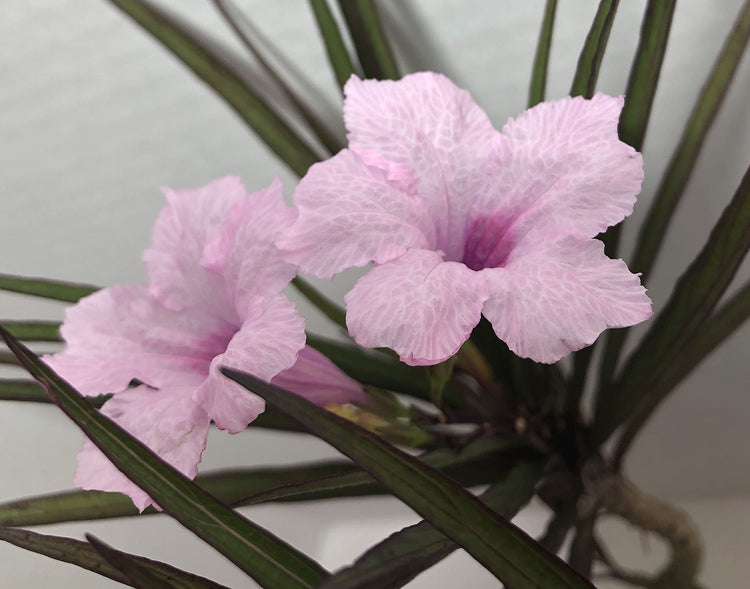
[[613, 280, 750, 463], [570, 0, 620, 98], [597, 0, 750, 392], [0, 527, 229, 589], [538, 509, 576, 555], [211, 0, 345, 154], [567, 514, 596, 577], [319, 460, 543, 589], [309, 0, 359, 90], [1, 320, 62, 342], [0, 273, 97, 302], [223, 369, 594, 589], [0, 377, 105, 406], [293, 278, 347, 329], [528, 0, 558, 107], [338, 0, 399, 80], [0, 328, 329, 588], [108, 0, 321, 176], [594, 163, 750, 444]]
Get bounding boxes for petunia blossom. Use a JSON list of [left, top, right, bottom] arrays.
[[278, 72, 653, 365], [45, 177, 364, 510]]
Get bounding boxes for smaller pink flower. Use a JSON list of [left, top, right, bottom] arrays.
[[278, 73, 653, 365], [46, 177, 364, 510]]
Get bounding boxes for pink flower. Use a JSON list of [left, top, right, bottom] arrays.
[[46, 177, 364, 510], [278, 73, 653, 365]]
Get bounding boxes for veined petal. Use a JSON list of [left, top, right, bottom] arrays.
[[344, 72, 496, 259], [74, 385, 211, 512], [271, 345, 367, 406], [143, 176, 249, 317], [201, 295, 305, 433], [278, 149, 432, 278], [466, 94, 642, 269], [481, 237, 652, 364], [345, 249, 488, 366], [45, 285, 235, 395], [202, 177, 298, 305]]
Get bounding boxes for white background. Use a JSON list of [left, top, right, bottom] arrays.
[[1, 1, 748, 587]]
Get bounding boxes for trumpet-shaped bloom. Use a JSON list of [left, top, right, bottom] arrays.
[[278, 73, 653, 365], [46, 177, 364, 510]]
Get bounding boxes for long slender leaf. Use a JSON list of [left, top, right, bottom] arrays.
[[597, 0, 750, 393], [108, 0, 320, 177], [338, 0, 399, 80], [0, 273, 97, 302], [613, 280, 750, 463], [0, 527, 229, 589], [309, 0, 359, 90], [0, 328, 329, 589], [594, 163, 750, 443], [1, 320, 62, 342], [528, 0, 558, 107], [319, 460, 543, 589], [570, 0, 620, 97], [224, 369, 594, 589], [293, 278, 347, 329], [211, 0, 344, 154]]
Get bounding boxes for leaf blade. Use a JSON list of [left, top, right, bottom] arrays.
[[309, 0, 359, 90], [570, 0, 620, 98], [338, 0, 399, 80], [0, 273, 97, 302], [528, 0, 558, 107], [0, 327, 329, 589], [1, 320, 62, 342], [223, 369, 594, 589]]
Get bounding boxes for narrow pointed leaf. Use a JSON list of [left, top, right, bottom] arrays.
[[319, 460, 543, 589], [293, 277, 347, 328], [0, 379, 109, 406], [1, 320, 62, 342], [0, 527, 229, 589], [0, 328, 329, 589], [211, 0, 345, 154], [223, 369, 594, 589], [613, 280, 750, 462], [309, 0, 359, 90], [108, 0, 320, 176], [597, 0, 750, 392], [570, 0, 620, 98], [338, 0, 399, 80], [594, 164, 750, 443], [0, 273, 97, 302], [528, 0, 558, 107]]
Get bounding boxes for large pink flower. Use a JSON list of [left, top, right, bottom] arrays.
[[46, 177, 364, 510], [278, 73, 653, 365]]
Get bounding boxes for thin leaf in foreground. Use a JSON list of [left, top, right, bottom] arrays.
[[223, 368, 594, 589], [0, 327, 329, 589], [0, 273, 97, 302], [570, 0, 620, 98], [1, 320, 62, 342]]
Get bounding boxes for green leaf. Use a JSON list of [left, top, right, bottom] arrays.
[[309, 0, 359, 90], [0, 273, 97, 302], [338, 0, 399, 80], [594, 163, 750, 444], [613, 280, 750, 463], [597, 0, 750, 392], [108, 0, 321, 177], [0, 379, 108, 406], [318, 460, 543, 589], [0, 527, 228, 589], [570, 0, 620, 98], [1, 320, 62, 342], [293, 278, 347, 329], [211, 0, 345, 155], [223, 369, 594, 589], [0, 328, 329, 589], [528, 0, 558, 107]]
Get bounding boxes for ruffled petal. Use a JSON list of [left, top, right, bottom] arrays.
[[481, 237, 653, 364], [271, 345, 367, 406], [464, 94, 642, 270], [278, 149, 433, 278], [345, 249, 488, 366], [344, 73, 496, 259], [74, 384, 210, 512], [143, 176, 249, 318], [45, 285, 235, 395], [202, 177, 298, 307], [200, 294, 305, 433]]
